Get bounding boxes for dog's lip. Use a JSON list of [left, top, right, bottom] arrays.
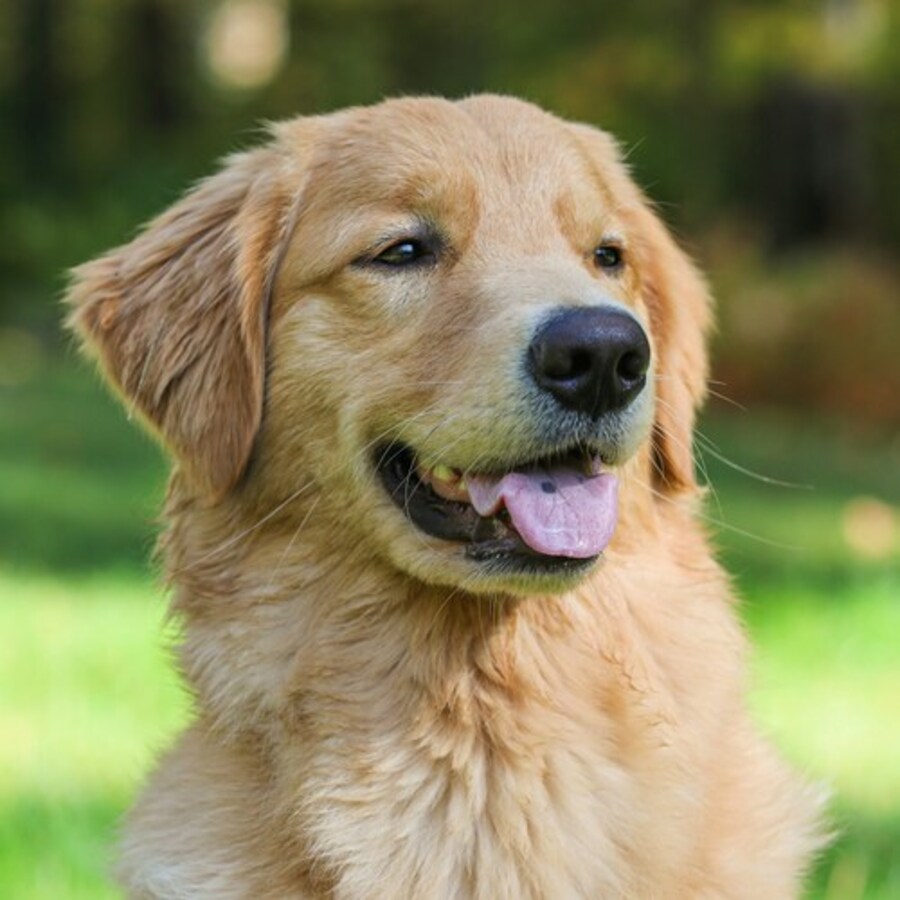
[[373, 441, 609, 570]]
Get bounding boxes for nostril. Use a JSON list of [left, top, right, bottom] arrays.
[[616, 350, 647, 384], [537, 346, 594, 383], [568, 349, 593, 381]]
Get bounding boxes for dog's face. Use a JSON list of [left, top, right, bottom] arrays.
[[67, 96, 710, 596]]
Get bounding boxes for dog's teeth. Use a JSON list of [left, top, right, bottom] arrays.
[[432, 464, 457, 483], [425, 466, 471, 503]]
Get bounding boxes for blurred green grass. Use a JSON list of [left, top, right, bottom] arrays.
[[1, 355, 897, 898], [0, 573, 188, 900]]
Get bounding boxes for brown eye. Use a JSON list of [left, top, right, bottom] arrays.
[[593, 245, 623, 271], [374, 239, 434, 267]]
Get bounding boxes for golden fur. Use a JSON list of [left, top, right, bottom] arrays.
[[67, 95, 824, 898]]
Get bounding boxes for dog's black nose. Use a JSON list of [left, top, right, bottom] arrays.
[[528, 307, 651, 418]]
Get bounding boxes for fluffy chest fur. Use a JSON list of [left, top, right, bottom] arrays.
[[277, 572, 732, 899]]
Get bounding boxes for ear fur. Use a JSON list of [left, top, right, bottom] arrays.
[[569, 124, 713, 494], [630, 198, 712, 494], [66, 142, 302, 498]]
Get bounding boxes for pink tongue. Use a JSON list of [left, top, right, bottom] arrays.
[[466, 466, 619, 558]]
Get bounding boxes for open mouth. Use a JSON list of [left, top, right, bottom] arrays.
[[374, 442, 619, 574]]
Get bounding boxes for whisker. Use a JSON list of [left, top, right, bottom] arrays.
[[169, 478, 318, 577], [704, 388, 747, 412], [259, 496, 322, 595], [693, 432, 812, 490], [651, 396, 719, 505], [628, 469, 805, 553]]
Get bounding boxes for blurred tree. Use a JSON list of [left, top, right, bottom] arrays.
[[126, 0, 190, 133], [9, 0, 67, 187], [752, 76, 867, 250], [382, 0, 490, 97]]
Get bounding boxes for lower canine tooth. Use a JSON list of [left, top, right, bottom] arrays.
[[432, 464, 456, 482]]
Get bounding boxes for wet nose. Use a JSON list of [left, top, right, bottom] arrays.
[[528, 307, 651, 418]]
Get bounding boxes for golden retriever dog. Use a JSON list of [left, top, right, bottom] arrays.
[[67, 95, 824, 898]]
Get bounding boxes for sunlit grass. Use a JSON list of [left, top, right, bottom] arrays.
[[748, 577, 900, 811], [746, 575, 900, 900], [0, 572, 189, 899]]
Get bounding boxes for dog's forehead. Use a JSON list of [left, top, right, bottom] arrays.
[[299, 96, 613, 219]]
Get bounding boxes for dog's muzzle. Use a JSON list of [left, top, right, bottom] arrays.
[[373, 305, 649, 576]]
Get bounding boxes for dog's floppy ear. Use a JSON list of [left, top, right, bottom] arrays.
[[626, 191, 712, 494], [569, 124, 712, 494], [66, 142, 303, 498]]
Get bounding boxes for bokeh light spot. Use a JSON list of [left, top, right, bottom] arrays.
[[842, 496, 897, 560], [204, 0, 288, 91]]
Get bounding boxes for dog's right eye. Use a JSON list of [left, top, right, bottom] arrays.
[[372, 239, 434, 267]]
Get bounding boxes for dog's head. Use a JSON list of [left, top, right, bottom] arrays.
[[67, 96, 710, 596]]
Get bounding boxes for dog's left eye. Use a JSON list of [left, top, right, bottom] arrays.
[[373, 239, 434, 267], [593, 244, 624, 271]]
